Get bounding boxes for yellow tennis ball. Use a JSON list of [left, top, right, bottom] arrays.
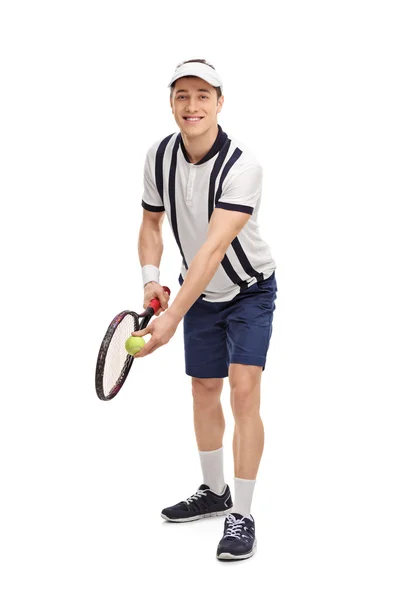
[[125, 336, 145, 356]]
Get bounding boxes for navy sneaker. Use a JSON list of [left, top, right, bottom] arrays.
[[161, 484, 232, 523], [216, 513, 257, 561]]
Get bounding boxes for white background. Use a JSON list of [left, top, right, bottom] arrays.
[[1, 1, 399, 598]]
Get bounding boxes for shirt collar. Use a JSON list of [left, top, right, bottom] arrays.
[[179, 125, 228, 165]]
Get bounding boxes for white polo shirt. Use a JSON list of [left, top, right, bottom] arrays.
[[142, 126, 276, 302]]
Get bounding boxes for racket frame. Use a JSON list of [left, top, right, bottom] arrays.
[[95, 286, 170, 401], [95, 309, 153, 401]]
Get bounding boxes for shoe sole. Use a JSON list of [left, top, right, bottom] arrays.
[[161, 508, 232, 523], [216, 541, 257, 561]]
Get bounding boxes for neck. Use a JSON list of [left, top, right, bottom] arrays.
[[180, 124, 219, 164]]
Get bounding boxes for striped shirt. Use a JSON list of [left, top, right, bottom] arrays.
[[142, 125, 276, 302]]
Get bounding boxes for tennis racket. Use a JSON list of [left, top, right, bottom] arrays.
[[95, 286, 170, 401]]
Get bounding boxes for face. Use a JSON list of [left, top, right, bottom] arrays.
[[170, 76, 224, 138]]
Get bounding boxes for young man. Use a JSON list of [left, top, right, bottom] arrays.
[[133, 59, 277, 561]]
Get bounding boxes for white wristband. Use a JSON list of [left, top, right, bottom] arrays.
[[142, 265, 160, 287]]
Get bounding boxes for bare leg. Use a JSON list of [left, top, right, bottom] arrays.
[[229, 364, 264, 479], [192, 377, 225, 451]]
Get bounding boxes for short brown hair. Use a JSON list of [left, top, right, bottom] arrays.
[[170, 58, 222, 99]]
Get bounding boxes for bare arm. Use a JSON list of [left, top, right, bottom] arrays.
[[132, 208, 251, 356], [138, 208, 169, 312], [166, 164, 261, 319], [132, 161, 260, 357], [168, 207, 251, 321], [138, 208, 165, 268]]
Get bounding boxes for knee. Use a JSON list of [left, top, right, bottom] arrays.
[[230, 379, 260, 421], [192, 377, 223, 409]]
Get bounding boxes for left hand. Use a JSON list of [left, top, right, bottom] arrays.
[[130, 311, 179, 358]]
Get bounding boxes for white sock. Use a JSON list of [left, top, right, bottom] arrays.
[[199, 447, 226, 495], [232, 477, 256, 518]]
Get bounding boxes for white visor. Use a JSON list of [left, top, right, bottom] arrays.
[[168, 62, 223, 92]]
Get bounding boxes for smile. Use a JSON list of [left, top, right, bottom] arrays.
[[183, 117, 204, 122]]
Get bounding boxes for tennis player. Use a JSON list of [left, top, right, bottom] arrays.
[[133, 59, 277, 561]]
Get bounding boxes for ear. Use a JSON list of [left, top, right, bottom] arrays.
[[217, 95, 224, 114], [170, 96, 174, 114]]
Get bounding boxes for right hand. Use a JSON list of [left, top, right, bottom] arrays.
[[143, 282, 170, 316]]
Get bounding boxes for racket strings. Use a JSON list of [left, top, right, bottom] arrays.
[[103, 314, 138, 397]]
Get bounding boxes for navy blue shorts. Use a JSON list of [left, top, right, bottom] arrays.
[[183, 271, 278, 378]]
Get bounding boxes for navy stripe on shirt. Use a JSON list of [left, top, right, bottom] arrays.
[[142, 200, 165, 212], [215, 147, 243, 203], [231, 237, 264, 281], [214, 146, 263, 284], [215, 201, 253, 215], [169, 136, 189, 270], [155, 133, 174, 202], [211, 146, 249, 288], [208, 139, 231, 221]]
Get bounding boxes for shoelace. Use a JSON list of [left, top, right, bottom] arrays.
[[184, 489, 208, 505], [224, 514, 246, 539]]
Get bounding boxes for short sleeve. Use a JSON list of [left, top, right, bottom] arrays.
[[141, 150, 165, 213], [215, 164, 262, 215]]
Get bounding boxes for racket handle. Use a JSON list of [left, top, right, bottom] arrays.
[[147, 286, 171, 313]]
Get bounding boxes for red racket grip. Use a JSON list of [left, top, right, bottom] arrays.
[[147, 286, 171, 313]]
